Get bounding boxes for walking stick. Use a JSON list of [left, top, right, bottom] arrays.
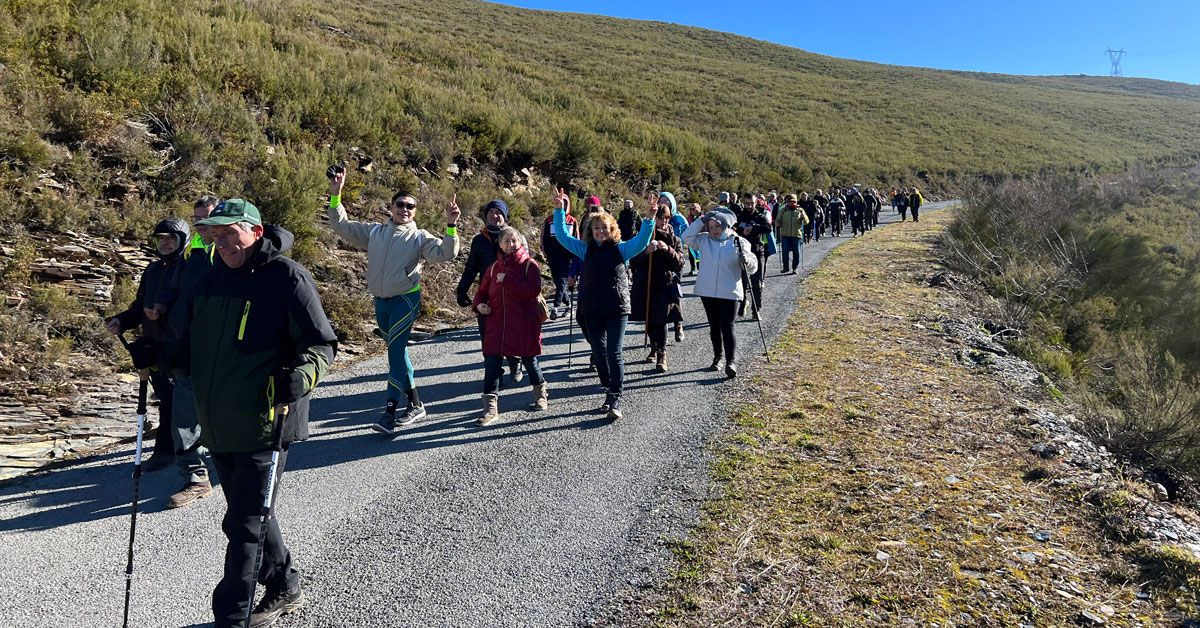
[[117, 333, 148, 628], [643, 246, 653, 350], [734, 237, 771, 363], [244, 403, 289, 627]]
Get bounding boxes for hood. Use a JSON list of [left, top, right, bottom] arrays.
[[152, 217, 191, 261], [658, 192, 677, 214]]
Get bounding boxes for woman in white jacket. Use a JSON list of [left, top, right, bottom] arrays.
[[683, 210, 757, 378]]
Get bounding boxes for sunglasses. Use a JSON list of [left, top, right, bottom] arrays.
[[393, 201, 417, 211]]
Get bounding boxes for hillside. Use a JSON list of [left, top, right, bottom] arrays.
[[1, 0, 1199, 400]]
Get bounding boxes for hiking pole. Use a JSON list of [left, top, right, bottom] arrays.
[[734, 237, 770, 363], [800, 237, 805, 273], [244, 403, 289, 627], [117, 332, 148, 628], [567, 286, 575, 367]]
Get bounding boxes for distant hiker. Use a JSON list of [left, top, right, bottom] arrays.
[[735, 199, 770, 320], [159, 195, 221, 508], [105, 216, 191, 474], [456, 199, 524, 386], [617, 198, 639, 241], [864, 188, 881, 229], [908, 187, 924, 222], [799, 192, 822, 243], [826, 192, 845, 237], [685, 202, 703, 275], [540, 203, 578, 319], [662, 192, 688, 342], [776, 194, 808, 274], [552, 187, 653, 420], [846, 188, 867, 237], [684, 210, 756, 379], [630, 200, 685, 372], [472, 227, 548, 426], [179, 199, 337, 628], [326, 169, 460, 433], [893, 187, 909, 220], [813, 189, 830, 237]]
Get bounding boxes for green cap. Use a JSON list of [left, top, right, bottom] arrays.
[[195, 198, 261, 226]]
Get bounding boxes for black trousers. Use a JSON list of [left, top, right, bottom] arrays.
[[148, 370, 174, 456], [701, 296, 738, 364], [911, 205, 920, 222], [646, 323, 667, 350], [211, 448, 298, 627], [739, 254, 764, 316]]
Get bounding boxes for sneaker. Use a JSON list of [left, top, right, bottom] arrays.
[[396, 402, 427, 426], [166, 480, 212, 509], [674, 326, 684, 343], [607, 398, 623, 420], [140, 453, 173, 472], [549, 308, 559, 321], [708, 357, 723, 371], [371, 401, 399, 435], [752, 311, 760, 322], [249, 581, 304, 628], [599, 392, 613, 414], [725, 361, 739, 379]]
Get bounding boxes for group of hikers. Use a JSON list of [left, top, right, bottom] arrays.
[[105, 165, 925, 627]]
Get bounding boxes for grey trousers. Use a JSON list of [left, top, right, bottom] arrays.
[[171, 376, 209, 484]]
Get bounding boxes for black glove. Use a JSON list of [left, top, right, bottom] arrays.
[[126, 337, 159, 371], [456, 293, 472, 308], [272, 367, 309, 405], [325, 163, 346, 180]]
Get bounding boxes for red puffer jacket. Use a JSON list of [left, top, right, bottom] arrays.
[[472, 245, 543, 357]]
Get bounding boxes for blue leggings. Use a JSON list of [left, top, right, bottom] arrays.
[[375, 291, 421, 405]]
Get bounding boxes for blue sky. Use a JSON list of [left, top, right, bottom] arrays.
[[494, 1, 1200, 85]]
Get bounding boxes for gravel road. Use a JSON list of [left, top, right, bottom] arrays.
[[0, 203, 953, 627]]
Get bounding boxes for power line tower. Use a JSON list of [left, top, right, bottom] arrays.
[[1105, 47, 1126, 77]]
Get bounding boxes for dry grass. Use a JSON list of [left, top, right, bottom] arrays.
[[652, 212, 1179, 626]]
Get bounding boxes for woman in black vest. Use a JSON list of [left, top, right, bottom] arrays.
[[552, 188, 653, 419]]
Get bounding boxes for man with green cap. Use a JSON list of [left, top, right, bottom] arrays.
[[173, 198, 337, 627]]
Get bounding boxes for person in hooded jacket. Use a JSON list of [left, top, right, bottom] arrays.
[[106, 216, 190, 472], [908, 186, 925, 222], [540, 203, 578, 318], [326, 170, 460, 434], [865, 189, 882, 229], [684, 210, 757, 379], [457, 199, 523, 385], [846, 188, 867, 237], [553, 188, 653, 420], [471, 227, 547, 426], [826, 192, 845, 237], [171, 198, 336, 628], [630, 199, 684, 373]]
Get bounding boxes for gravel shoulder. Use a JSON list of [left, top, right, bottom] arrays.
[[0, 205, 952, 627]]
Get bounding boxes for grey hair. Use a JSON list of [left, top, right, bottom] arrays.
[[497, 226, 527, 248], [195, 195, 221, 210]]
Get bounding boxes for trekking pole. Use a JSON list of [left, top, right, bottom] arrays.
[[567, 286, 575, 367], [117, 332, 148, 628], [734, 238, 770, 363], [244, 403, 289, 627], [800, 237, 805, 273]]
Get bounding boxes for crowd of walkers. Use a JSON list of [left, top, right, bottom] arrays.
[[105, 167, 925, 627]]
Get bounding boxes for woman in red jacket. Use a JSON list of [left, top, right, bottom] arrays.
[[472, 226, 547, 425]]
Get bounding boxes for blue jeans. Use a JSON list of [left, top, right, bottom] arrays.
[[581, 314, 628, 395], [483, 355, 544, 395], [780, 236, 801, 271], [374, 291, 421, 405]]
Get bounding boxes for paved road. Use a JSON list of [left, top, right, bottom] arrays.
[[0, 203, 954, 627]]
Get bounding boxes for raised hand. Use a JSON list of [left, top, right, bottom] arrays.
[[554, 187, 570, 211], [447, 193, 461, 224], [329, 170, 346, 196]]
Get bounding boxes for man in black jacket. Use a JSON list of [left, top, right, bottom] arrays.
[[179, 199, 336, 628], [735, 200, 771, 320], [106, 216, 190, 472], [456, 199, 522, 384], [617, 198, 639, 242], [846, 188, 867, 237]]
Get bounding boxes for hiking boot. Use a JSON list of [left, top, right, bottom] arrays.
[[708, 356, 723, 371], [599, 391, 613, 414], [725, 361, 739, 379], [644, 348, 657, 364], [655, 351, 667, 373], [531, 383, 549, 411], [607, 397, 623, 421], [249, 580, 304, 628], [371, 400, 400, 435], [549, 308, 559, 321], [477, 394, 500, 426], [510, 362, 524, 384], [674, 325, 684, 343], [396, 402, 427, 427], [166, 480, 212, 509], [140, 453, 173, 472]]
